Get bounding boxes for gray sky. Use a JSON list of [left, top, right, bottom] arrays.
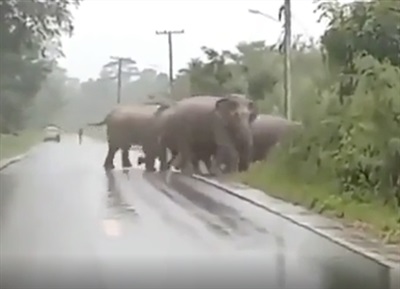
[[59, 0, 340, 81]]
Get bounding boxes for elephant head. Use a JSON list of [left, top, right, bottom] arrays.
[[213, 96, 258, 173], [215, 96, 258, 131]]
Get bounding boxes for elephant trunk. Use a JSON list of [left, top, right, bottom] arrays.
[[234, 123, 254, 172]]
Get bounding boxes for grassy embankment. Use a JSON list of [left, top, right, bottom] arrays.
[[0, 131, 41, 160], [237, 158, 400, 244]]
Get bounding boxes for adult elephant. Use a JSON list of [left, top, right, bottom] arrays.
[[156, 95, 258, 176], [250, 114, 302, 162], [87, 103, 169, 170], [189, 114, 303, 173]]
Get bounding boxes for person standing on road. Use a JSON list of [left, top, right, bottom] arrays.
[[78, 128, 83, 144]]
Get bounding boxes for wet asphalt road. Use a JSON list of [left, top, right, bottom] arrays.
[[0, 136, 394, 289]]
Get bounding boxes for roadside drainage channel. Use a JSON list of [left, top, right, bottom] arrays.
[[0, 154, 26, 171], [192, 174, 400, 289]]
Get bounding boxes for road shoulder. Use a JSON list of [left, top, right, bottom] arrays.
[[192, 174, 400, 288], [0, 154, 26, 171], [0, 131, 40, 161]]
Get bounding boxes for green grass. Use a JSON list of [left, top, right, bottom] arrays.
[[0, 131, 41, 160], [237, 160, 400, 244]]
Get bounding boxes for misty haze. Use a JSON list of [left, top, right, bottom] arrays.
[[0, 1, 399, 289]]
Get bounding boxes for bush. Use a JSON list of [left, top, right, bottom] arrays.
[[270, 54, 400, 208]]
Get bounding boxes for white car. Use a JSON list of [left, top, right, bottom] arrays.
[[43, 125, 61, 142]]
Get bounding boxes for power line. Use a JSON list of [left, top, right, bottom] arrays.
[[155, 30, 184, 96]]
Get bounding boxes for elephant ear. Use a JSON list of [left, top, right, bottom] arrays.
[[215, 97, 239, 120], [247, 100, 258, 123]]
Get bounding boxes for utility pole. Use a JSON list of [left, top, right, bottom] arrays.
[[155, 30, 184, 96], [108, 56, 136, 104], [283, 0, 292, 121], [116, 58, 122, 104]]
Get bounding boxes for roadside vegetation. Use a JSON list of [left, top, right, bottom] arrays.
[[0, 0, 83, 155], [171, 0, 400, 244], [0, 131, 41, 160]]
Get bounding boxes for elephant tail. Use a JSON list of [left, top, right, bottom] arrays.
[[87, 118, 107, 127]]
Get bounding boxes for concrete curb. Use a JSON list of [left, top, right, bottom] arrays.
[[0, 154, 26, 171], [192, 175, 400, 288]]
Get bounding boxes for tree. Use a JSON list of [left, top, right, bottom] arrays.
[[0, 0, 82, 132], [28, 64, 79, 127], [175, 41, 283, 108], [317, 0, 400, 99]]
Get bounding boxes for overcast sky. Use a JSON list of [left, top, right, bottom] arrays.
[[59, 0, 348, 81]]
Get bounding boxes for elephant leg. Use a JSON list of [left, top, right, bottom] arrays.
[[170, 153, 190, 174], [167, 152, 177, 169], [191, 157, 202, 175], [216, 152, 229, 173], [104, 145, 118, 170], [158, 147, 169, 171], [215, 145, 239, 174], [203, 157, 213, 174], [238, 158, 249, 172], [137, 155, 145, 165], [173, 143, 194, 176], [121, 146, 132, 168], [166, 147, 181, 170], [181, 148, 194, 176], [251, 147, 269, 163], [142, 143, 156, 172], [209, 157, 222, 176], [144, 155, 156, 172]]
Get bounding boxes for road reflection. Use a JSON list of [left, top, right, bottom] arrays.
[[104, 169, 136, 216]]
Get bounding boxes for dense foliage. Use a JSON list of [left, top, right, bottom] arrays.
[[0, 0, 81, 132], [173, 0, 400, 207]]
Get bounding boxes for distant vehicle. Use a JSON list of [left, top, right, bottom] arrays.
[[43, 125, 61, 143]]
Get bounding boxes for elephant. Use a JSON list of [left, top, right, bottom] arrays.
[[155, 95, 258, 176], [176, 114, 303, 173], [87, 103, 169, 170], [250, 114, 302, 162]]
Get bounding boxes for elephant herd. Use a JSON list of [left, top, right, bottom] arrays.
[[88, 95, 301, 176]]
